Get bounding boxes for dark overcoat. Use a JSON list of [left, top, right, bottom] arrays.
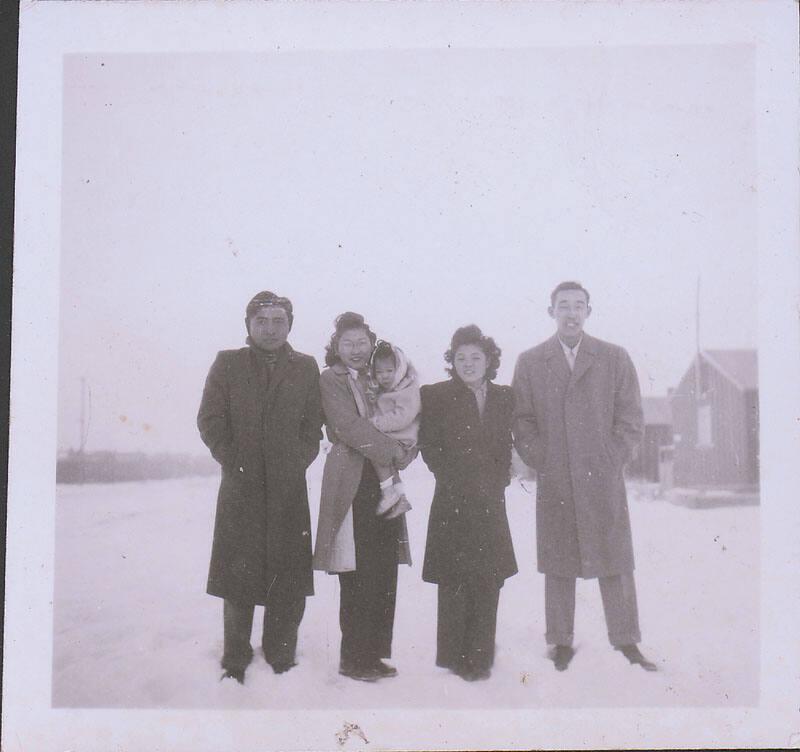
[[511, 333, 643, 579], [419, 379, 518, 585], [197, 345, 323, 603], [313, 363, 412, 573]]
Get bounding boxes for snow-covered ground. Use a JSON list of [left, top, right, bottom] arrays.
[[52, 456, 759, 709]]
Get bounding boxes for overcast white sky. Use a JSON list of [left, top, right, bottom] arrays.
[[57, 46, 757, 454]]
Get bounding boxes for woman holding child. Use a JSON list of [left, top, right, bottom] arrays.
[[419, 325, 518, 681], [312, 312, 418, 682]]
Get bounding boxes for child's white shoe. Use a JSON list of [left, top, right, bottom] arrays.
[[376, 485, 401, 515], [384, 495, 412, 520]]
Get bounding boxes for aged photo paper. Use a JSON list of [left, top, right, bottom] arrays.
[[5, 1, 800, 749]]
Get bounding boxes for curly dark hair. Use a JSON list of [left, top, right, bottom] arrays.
[[444, 324, 501, 381], [324, 311, 378, 367]]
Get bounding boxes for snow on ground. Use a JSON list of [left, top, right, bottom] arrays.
[[52, 456, 759, 709]]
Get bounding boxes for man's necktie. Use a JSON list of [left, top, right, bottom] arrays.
[[566, 348, 576, 372]]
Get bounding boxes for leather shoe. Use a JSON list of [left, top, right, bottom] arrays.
[[372, 660, 398, 678], [550, 645, 575, 671], [339, 663, 381, 682], [460, 666, 491, 682], [220, 668, 245, 684], [270, 660, 297, 675], [617, 644, 658, 672]]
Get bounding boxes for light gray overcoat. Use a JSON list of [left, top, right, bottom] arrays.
[[312, 362, 413, 573], [512, 333, 643, 578]]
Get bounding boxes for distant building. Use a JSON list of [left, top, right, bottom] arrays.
[[670, 349, 759, 488], [629, 396, 673, 482], [55, 449, 220, 484]]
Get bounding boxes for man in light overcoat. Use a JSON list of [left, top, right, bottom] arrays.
[[512, 281, 657, 672], [198, 290, 323, 683]]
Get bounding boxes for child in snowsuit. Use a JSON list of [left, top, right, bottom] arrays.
[[368, 341, 420, 519]]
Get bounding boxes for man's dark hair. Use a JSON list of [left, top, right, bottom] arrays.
[[245, 290, 294, 330], [550, 281, 590, 307]]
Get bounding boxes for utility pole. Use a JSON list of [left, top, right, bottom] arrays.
[[694, 276, 702, 399], [79, 376, 86, 454], [78, 377, 90, 483]]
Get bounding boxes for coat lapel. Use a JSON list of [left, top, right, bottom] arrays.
[[481, 382, 503, 442], [453, 378, 481, 427], [483, 381, 501, 423], [241, 349, 266, 426], [571, 334, 598, 384], [264, 345, 294, 412], [544, 335, 571, 384]]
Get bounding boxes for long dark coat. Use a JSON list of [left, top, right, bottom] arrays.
[[197, 344, 323, 603], [511, 333, 643, 579], [313, 363, 413, 573], [419, 379, 518, 585]]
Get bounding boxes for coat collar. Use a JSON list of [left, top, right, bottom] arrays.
[[240, 343, 298, 414], [330, 361, 351, 376], [447, 376, 500, 392], [544, 332, 598, 356], [448, 377, 501, 422], [264, 344, 294, 403], [463, 378, 502, 398], [544, 332, 598, 383], [571, 338, 596, 384], [244, 341, 298, 362], [330, 360, 374, 383]]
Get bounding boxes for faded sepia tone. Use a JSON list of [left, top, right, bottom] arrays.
[[5, 3, 799, 751], [53, 46, 758, 708]]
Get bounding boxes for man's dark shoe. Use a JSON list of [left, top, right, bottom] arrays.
[[372, 660, 398, 678], [460, 666, 491, 682], [220, 668, 246, 684], [550, 645, 575, 672], [339, 663, 381, 682], [452, 659, 491, 682], [270, 660, 298, 675], [617, 644, 658, 672]]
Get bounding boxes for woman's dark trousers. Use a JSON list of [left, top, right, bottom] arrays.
[[338, 464, 400, 672], [436, 577, 501, 674]]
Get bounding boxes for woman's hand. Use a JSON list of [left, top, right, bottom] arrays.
[[393, 443, 415, 470]]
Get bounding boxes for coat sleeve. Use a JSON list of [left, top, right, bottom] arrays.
[[418, 385, 448, 478], [197, 352, 236, 469], [320, 369, 400, 466], [511, 354, 545, 471], [608, 348, 644, 468], [298, 359, 324, 469], [370, 385, 421, 434]]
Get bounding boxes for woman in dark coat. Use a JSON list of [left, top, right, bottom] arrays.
[[312, 312, 414, 682], [419, 325, 518, 681]]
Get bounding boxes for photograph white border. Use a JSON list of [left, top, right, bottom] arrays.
[[6, 2, 800, 749]]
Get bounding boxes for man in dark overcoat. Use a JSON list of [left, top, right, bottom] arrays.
[[512, 281, 657, 672], [197, 290, 323, 682]]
